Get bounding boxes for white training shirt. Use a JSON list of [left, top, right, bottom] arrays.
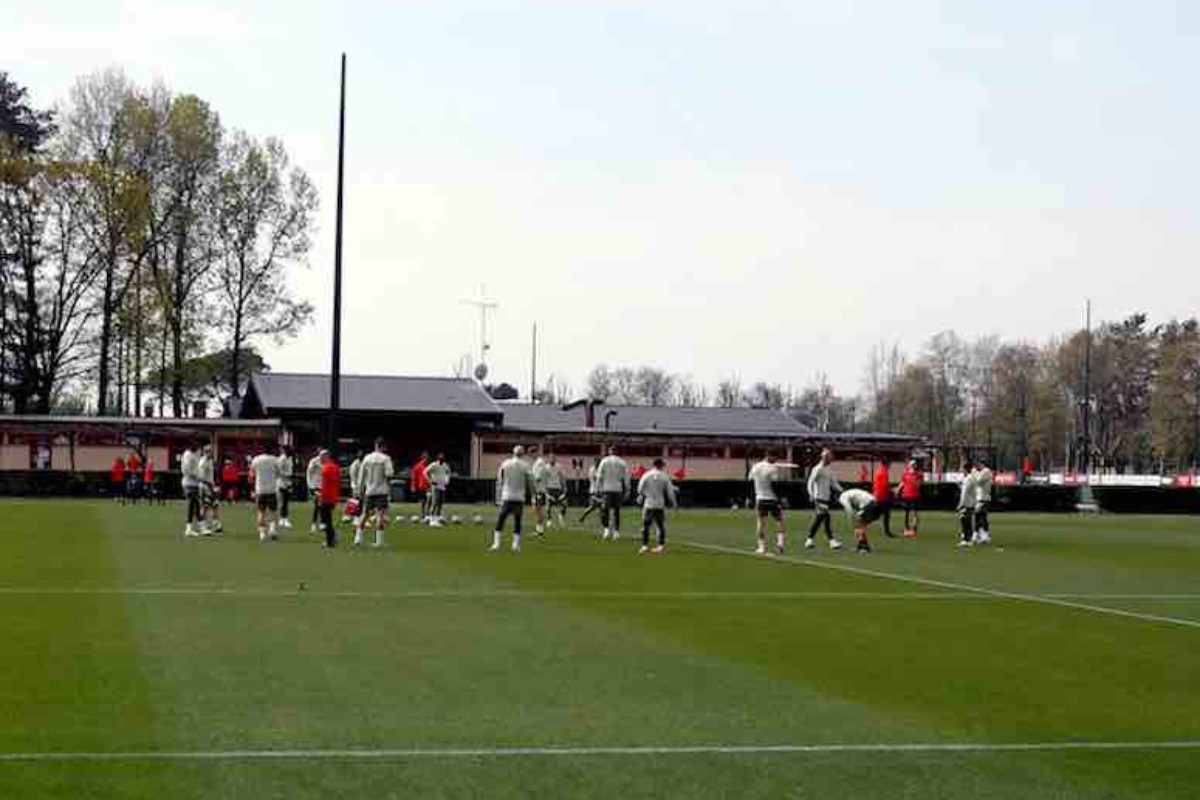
[[251, 453, 280, 496], [587, 465, 599, 495], [974, 467, 993, 503], [543, 463, 565, 491], [180, 449, 201, 489], [748, 460, 780, 502], [839, 487, 875, 520], [597, 454, 629, 494], [958, 471, 978, 510], [359, 451, 394, 497], [306, 456, 322, 490], [496, 457, 533, 504], [276, 454, 294, 488], [348, 458, 363, 495], [531, 457, 549, 491], [425, 461, 451, 489], [198, 454, 215, 485], [806, 462, 842, 503], [638, 468, 676, 510]]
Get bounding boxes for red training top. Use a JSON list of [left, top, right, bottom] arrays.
[[111, 458, 126, 482], [320, 460, 341, 505], [872, 465, 891, 503], [143, 460, 154, 483], [222, 462, 238, 484], [898, 466, 922, 500], [411, 459, 429, 492], [127, 453, 142, 472]]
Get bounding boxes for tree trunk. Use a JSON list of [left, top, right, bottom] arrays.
[[230, 314, 242, 400], [170, 229, 187, 417], [133, 269, 142, 416], [157, 322, 166, 417], [97, 259, 114, 416]]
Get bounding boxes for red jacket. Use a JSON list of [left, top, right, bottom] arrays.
[[127, 453, 142, 473], [143, 460, 154, 482], [898, 467, 922, 500], [411, 459, 429, 492], [872, 466, 891, 503], [320, 460, 341, 505], [222, 463, 239, 484], [111, 458, 126, 482]]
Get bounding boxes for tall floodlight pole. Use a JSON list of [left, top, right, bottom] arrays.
[[1081, 299, 1091, 475], [531, 323, 538, 402], [461, 286, 498, 379], [328, 53, 347, 451]]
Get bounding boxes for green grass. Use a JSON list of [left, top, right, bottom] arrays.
[[1, 499, 1198, 798]]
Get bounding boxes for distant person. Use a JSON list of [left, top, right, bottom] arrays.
[[425, 453, 452, 526], [973, 460, 994, 544], [221, 458, 240, 503], [839, 487, 882, 554], [897, 459, 922, 538], [318, 450, 341, 548], [541, 453, 568, 530], [355, 438, 394, 548], [410, 451, 430, 522], [491, 445, 534, 552], [199, 444, 222, 534], [805, 449, 843, 550], [347, 450, 365, 523], [306, 449, 325, 534], [180, 441, 203, 536], [110, 456, 126, 504], [748, 451, 787, 556], [126, 450, 143, 504], [597, 445, 629, 541], [872, 461, 895, 538], [143, 457, 158, 505], [579, 457, 604, 525], [956, 460, 978, 549], [250, 445, 282, 542], [276, 445, 295, 529], [637, 457, 677, 554]]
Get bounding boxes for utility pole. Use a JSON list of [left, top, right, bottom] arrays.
[[1081, 299, 1092, 475], [461, 286, 498, 377], [328, 53, 347, 452], [530, 323, 538, 402]]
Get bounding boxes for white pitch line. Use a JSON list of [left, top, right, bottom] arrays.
[[1, 741, 1199, 761], [681, 541, 1200, 630]]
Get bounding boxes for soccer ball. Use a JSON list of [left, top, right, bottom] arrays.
[[451, 515, 462, 524], [730, 503, 739, 511], [410, 514, 420, 523], [472, 514, 483, 524]]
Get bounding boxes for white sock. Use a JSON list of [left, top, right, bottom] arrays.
[[776, 533, 785, 548], [512, 533, 521, 549], [492, 531, 501, 548], [375, 530, 384, 547]]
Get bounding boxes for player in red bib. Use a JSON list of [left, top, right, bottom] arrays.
[[872, 461, 895, 538], [897, 459, 922, 538], [110, 457, 126, 504], [318, 451, 341, 548]]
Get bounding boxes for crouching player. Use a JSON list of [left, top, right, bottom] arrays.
[[637, 458, 676, 554], [838, 487, 882, 555]]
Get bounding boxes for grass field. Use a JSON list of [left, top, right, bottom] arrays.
[[1, 499, 1198, 798]]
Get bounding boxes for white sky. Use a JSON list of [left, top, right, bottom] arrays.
[[8, 1, 1200, 398]]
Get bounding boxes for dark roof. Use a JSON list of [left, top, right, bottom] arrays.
[[498, 403, 812, 439], [0, 414, 280, 428], [245, 373, 502, 417]]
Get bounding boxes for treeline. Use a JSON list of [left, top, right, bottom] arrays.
[[545, 315, 1199, 473], [0, 70, 316, 417]]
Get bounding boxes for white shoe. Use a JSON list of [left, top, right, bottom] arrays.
[[488, 543, 500, 552], [259, 530, 267, 542], [611, 531, 620, 541], [602, 528, 611, 540], [535, 525, 545, 535], [804, 537, 815, 550], [651, 545, 665, 554], [184, 525, 198, 537], [829, 539, 843, 550], [957, 539, 973, 548], [511, 541, 521, 553], [755, 544, 767, 555], [638, 545, 649, 554], [310, 524, 318, 534], [976, 530, 991, 544]]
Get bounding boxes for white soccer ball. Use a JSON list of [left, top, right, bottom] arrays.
[[472, 514, 483, 524], [410, 514, 420, 523], [731, 504, 739, 511], [451, 515, 462, 524]]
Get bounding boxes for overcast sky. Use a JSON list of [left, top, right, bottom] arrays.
[[8, 1, 1200, 398]]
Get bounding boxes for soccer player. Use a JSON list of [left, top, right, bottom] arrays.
[[956, 460, 978, 548], [180, 441, 203, 536], [250, 445, 282, 542], [276, 445, 295, 529], [425, 453, 451, 526], [346, 450, 364, 523], [597, 445, 629, 541], [411, 451, 430, 522], [126, 450, 142, 504], [198, 444, 223, 534], [318, 450, 341, 548], [143, 457, 158, 505], [221, 457, 240, 503], [542, 453, 568, 530], [805, 448, 844, 550], [579, 457, 604, 524], [637, 457, 676, 554], [491, 445, 534, 552], [748, 451, 787, 555], [839, 487, 882, 554], [355, 438, 394, 548], [110, 455, 126, 504], [529, 447, 550, 535], [897, 459, 922, 538], [872, 460, 896, 538], [306, 449, 324, 534], [973, 460, 994, 544]]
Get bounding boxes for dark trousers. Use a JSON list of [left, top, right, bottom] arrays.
[[601, 491, 623, 531], [642, 508, 666, 545], [975, 501, 990, 532], [310, 491, 321, 526], [278, 486, 291, 519], [877, 499, 893, 535], [808, 501, 834, 539], [185, 489, 200, 524], [430, 488, 445, 518], [495, 501, 524, 534], [958, 508, 974, 541], [320, 502, 336, 546]]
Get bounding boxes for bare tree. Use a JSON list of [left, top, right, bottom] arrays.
[[635, 366, 674, 406], [585, 364, 613, 400], [610, 366, 639, 405], [715, 375, 742, 408]]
